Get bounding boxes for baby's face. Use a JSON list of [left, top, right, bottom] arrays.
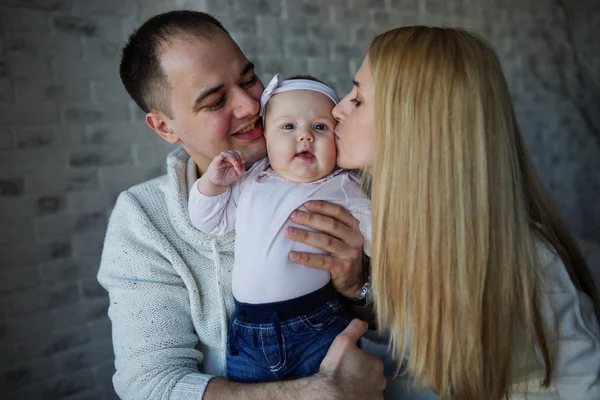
[[264, 90, 337, 183]]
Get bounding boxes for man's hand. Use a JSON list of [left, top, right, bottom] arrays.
[[203, 319, 386, 400], [315, 319, 386, 399], [286, 200, 365, 298]]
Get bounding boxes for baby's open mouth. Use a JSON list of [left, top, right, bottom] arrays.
[[295, 150, 315, 161]]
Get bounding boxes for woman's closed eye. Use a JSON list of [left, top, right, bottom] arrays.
[[350, 98, 361, 107]]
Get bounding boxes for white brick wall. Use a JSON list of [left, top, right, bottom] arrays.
[[0, 0, 598, 399]]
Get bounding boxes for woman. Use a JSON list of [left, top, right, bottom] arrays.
[[332, 26, 600, 400]]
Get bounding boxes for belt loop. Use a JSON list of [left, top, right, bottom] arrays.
[[271, 312, 284, 360]]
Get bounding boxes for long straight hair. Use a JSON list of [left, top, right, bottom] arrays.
[[368, 26, 600, 400]]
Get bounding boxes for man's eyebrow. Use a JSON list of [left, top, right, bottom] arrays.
[[240, 61, 255, 77], [193, 83, 224, 108]]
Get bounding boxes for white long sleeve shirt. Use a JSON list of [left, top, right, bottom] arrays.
[[188, 158, 371, 304]]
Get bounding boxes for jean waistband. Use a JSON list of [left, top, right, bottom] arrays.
[[234, 282, 338, 323]]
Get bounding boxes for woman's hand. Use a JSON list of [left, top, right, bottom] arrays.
[[286, 200, 366, 298]]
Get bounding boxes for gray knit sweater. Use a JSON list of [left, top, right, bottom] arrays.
[[98, 147, 235, 400]]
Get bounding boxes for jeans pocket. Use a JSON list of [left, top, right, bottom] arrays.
[[302, 300, 345, 331]]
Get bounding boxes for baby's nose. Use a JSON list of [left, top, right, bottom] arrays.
[[298, 129, 314, 142]]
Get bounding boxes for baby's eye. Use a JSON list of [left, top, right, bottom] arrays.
[[283, 124, 295, 130], [314, 123, 327, 131]]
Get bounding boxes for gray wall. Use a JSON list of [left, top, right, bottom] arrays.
[[0, 0, 598, 399]]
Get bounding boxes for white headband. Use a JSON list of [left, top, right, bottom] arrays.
[[259, 73, 339, 122]]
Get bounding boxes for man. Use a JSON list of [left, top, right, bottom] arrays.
[[98, 10, 386, 399]]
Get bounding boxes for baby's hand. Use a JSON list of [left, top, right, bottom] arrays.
[[206, 150, 246, 186]]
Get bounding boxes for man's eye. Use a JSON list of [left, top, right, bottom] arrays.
[[283, 124, 295, 130], [241, 75, 257, 88], [314, 123, 326, 131], [206, 96, 226, 111]]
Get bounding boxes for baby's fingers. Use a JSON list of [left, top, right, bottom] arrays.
[[231, 150, 246, 166], [222, 151, 245, 175]]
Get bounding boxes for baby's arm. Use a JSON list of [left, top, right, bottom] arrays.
[[188, 151, 245, 235]]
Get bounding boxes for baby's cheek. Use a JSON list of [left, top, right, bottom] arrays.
[[324, 141, 338, 168]]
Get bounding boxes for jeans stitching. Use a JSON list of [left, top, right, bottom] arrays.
[[259, 326, 286, 371], [302, 301, 341, 330], [270, 331, 287, 372], [234, 315, 319, 329]]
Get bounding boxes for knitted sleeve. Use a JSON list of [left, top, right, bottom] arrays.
[[98, 191, 213, 400]]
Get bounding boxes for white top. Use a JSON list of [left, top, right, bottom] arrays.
[[98, 147, 600, 399], [188, 157, 372, 304], [519, 243, 600, 398]]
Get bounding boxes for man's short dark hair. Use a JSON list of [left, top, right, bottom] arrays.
[[119, 10, 228, 118]]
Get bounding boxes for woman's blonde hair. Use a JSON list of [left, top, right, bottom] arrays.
[[368, 26, 600, 400]]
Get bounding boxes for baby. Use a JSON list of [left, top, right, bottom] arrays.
[[188, 74, 372, 383]]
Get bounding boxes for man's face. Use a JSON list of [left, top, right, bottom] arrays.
[[156, 30, 266, 173]]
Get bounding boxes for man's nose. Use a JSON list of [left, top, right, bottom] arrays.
[[232, 87, 259, 119]]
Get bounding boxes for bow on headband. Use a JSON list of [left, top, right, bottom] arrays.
[[259, 73, 339, 122]]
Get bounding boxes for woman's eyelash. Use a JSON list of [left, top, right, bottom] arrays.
[[350, 98, 361, 107]]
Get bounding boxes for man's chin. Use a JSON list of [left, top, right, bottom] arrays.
[[242, 142, 267, 167]]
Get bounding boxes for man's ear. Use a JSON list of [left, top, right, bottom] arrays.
[[146, 110, 179, 144]]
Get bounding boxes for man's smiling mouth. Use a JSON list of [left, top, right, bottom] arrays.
[[233, 122, 256, 135]]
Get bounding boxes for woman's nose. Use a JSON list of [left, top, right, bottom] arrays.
[[331, 96, 348, 122], [332, 102, 344, 122]]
